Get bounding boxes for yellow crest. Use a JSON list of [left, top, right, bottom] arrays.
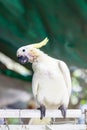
[[32, 37, 49, 48]]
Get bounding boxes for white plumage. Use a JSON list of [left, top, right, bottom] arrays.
[[32, 56, 71, 108], [17, 37, 72, 119]]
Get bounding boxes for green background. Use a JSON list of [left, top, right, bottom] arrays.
[[0, 0, 87, 81]]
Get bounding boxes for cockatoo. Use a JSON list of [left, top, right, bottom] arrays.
[[17, 38, 72, 119]]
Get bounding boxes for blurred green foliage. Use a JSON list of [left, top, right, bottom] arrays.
[[0, 0, 87, 80]]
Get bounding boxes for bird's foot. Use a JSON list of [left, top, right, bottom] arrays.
[[59, 105, 66, 118], [37, 105, 46, 120], [4, 118, 8, 125]]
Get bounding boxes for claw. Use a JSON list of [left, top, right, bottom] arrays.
[[38, 105, 46, 120], [59, 105, 66, 118]]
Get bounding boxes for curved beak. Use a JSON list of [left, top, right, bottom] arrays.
[[18, 56, 28, 64]]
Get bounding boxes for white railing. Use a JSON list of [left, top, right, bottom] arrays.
[[0, 109, 86, 130], [0, 109, 81, 118]]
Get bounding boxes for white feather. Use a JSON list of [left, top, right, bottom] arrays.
[[32, 54, 71, 109], [17, 38, 72, 110]]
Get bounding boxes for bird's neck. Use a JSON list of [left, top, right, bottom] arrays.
[[32, 53, 48, 72]]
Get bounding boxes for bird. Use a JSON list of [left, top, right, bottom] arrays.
[[17, 37, 72, 120]]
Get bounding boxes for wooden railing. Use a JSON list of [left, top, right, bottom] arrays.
[[0, 109, 86, 130]]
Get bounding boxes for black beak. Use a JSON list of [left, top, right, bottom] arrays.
[[18, 56, 28, 64]]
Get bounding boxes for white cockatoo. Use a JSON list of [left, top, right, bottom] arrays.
[[17, 38, 72, 119]]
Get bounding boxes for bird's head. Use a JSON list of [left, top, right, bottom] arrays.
[[17, 37, 49, 64]]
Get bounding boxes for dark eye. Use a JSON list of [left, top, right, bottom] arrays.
[[22, 49, 25, 52]]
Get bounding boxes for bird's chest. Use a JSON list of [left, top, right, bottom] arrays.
[[33, 61, 64, 88], [35, 65, 63, 87], [36, 65, 58, 80]]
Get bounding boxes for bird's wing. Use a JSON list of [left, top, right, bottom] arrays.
[[32, 74, 39, 99], [58, 60, 72, 97]]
